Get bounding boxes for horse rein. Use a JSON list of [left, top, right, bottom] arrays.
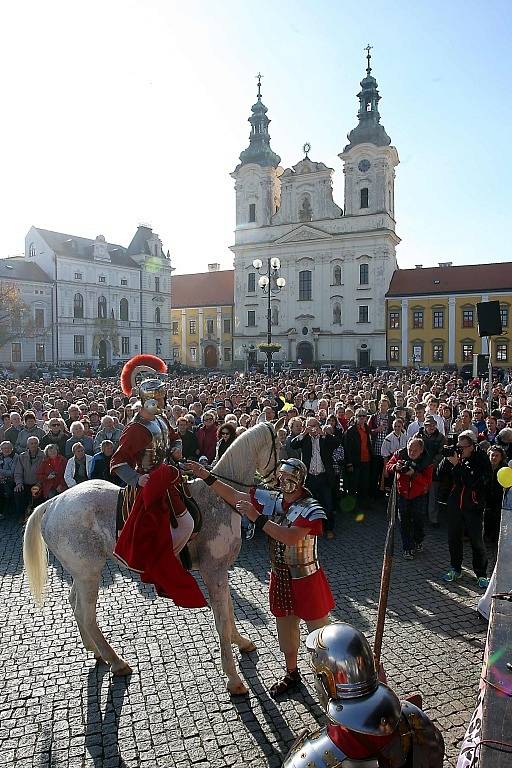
[[200, 422, 279, 490]]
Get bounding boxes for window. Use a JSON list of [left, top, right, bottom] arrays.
[[155, 277, 160, 293], [462, 309, 474, 328], [206, 318, 215, 335], [412, 345, 423, 363], [500, 306, 509, 329], [358, 305, 369, 323], [248, 203, 256, 223], [359, 263, 369, 285], [155, 307, 161, 324], [224, 347, 232, 362], [35, 344, 45, 362], [98, 275, 106, 283], [172, 321, 179, 336], [122, 336, 130, 355], [223, 318, 231, 334], [247, 310, 256, 327], [333, 265, 342, 285], [360, 188, 369, 208], [11, 342, 21, 362], [413, 310, 424, 329], [496, 343, 508, 362], [119, 298, 129, 321], [432, 344, 444, 362], [332, 303, 341, 325], [271, 304, 279, 326], [462, 343, 473, 362], [74, 272, 82, 280], [189, 319, 197, 334], [298, 270, 312, 301], [190, 347, 197, 362], [97, 296, 107, 319], [155, 338, 162, 356], [172, 347, 180, 359], [389, 345, 400, 361], [121, 278, 128, 286], [29, 243, 36, 257], [247, 273, 256, 292], [73, 293, 84, 319], [389, 311, 400, 329], [74, 335, 85, 354], [433, 309, 444, 329], [34, 308, 44, 329]]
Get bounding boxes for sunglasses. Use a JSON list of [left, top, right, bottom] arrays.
[[221, 431, 230, 436]]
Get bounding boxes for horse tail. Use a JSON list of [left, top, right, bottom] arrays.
[[23, 500, 50, 608]]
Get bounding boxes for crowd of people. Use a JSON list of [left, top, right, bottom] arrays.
[[1, 364, 511, 589]]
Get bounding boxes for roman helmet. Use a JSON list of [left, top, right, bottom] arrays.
[[120, 354, 168, 416], [306, 623, 401, 736], [278, 458, 307, 493]]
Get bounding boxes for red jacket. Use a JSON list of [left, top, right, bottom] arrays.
[[196, 424, 218, 463], [37, 455, 67, 498], [386, 449, 433, 500]]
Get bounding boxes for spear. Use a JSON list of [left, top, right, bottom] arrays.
[[373, 475, 398, 676]]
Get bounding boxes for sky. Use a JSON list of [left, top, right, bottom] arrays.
[[1, 0, 510, 274]]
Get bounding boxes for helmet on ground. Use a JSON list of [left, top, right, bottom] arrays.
[[306, 622, 401, 736], [120, 354, 167, 416], [278, 458, 307, 492]]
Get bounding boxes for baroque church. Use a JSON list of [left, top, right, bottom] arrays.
[[231, 51, 400, 368]]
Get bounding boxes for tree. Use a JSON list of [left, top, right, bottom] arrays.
[[0, 281, 42, 350]]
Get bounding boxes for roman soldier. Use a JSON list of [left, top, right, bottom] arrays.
[[111, 355, 206, 608], [283, 622, 444, 767], [184, 456, 335, 695]]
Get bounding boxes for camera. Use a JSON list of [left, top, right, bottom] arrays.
[[442, 433, 461, 458], [396, 459, 416, 473]]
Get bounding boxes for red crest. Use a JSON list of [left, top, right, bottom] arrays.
[[120, 354, 167, 396]]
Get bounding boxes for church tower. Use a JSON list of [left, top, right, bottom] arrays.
[[231, 75, 282, 228], [339, 46, 399, 219]]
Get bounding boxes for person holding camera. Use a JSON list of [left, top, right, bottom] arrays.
[[386, 437, 433, 559], [437, 430, 491, 588]]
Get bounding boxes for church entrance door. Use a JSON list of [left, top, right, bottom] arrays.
[[358, 348, 370, 369], [296, 341, 314, 365], [204, 345, 218, 369], [98, 339, 111, 368]]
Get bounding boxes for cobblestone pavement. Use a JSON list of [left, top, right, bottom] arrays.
[[1, 503, 493, 768]]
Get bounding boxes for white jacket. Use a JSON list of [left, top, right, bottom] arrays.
[[381, 430, 408, 458], [64, 455, 94, 487]]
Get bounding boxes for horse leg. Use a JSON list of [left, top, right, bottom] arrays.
[[68, 582, 102, 661], [205, 573, 248, 695], [74, 576, 132, 676], [228, 591, 256, 653]]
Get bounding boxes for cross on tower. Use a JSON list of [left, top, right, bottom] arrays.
[[365, 44, 372, 74], [256, 72, 263, 99]]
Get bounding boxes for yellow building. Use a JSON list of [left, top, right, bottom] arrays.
[[171, 265, 234, 369], [385, 262, 512, 368]]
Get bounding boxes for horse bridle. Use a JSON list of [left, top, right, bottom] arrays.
[[208, 422, 279, 488]]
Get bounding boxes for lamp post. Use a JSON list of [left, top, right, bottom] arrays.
[[252, 257, 286, 376]]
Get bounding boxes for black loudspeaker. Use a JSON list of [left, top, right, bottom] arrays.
[[476, 301, 502, 337]]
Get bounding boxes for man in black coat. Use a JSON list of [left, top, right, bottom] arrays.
[[344, 408, 373, 510], [290, 416, 342, 538]]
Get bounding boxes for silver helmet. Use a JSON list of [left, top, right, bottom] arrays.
[[306, 623, 401, 736], [138, 378, 167, 416], [278, 458, 307, 493]]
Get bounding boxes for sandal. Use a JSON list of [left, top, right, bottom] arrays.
[[269, 668, 301, 699]]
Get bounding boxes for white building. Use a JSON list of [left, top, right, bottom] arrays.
[[21, 225, 172, 367], [232, 54, 400, 368]]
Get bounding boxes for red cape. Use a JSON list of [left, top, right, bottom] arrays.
[[114, 464, 207, 609]]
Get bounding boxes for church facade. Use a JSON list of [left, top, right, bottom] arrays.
[[231, 53, 400, 368]]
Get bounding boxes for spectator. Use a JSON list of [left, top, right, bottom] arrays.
[[0, 440, 17, 518], [437, 430, 491, 588], [344, 408, 373, 511], [93, 415, 122, 452], [417, 415, 445, 527], [484, 445, 507, 544], [425, 397, 445, 435], [196, 411, 218, 464], [15, 412, 45, 453], [479, 415, 499, 446], [65, 404, 82, 429], [381, 418, 407, 460], [90, 440, 123, 485], [40, 418, 70, 455], [472, 408, 487, 434], [406, 403, 426, 440], [368, 398, 393, 497], [452, 409, 478, 437], [14, 436, 45, 518], [36, 444, 67, 499], [214, 422, 237, 463], [283, 417, 303, 460], [386, 437, 433, 559], [65, 421, 94, 458], [64, 442, 93, 487], [176, 416, 200, 461]]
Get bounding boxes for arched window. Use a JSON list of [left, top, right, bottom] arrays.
[[271, 304, 279, 326], [359, 263, 369, 285], [333, 303, 341, 325], [73, 293, 84, 319], [97, 296, 107, 319], [360, 188, 369, 209], [155, 306, 161, 324], [298, 194, 313, 222], [298, 270, 312, 301], [119, 298, 129, 321], [333, 265, 342, 285], [29, 243, 36, 258]]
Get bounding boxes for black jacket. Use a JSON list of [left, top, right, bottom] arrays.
[[289, 433, 342, 479], [416, 427, 445, 468], [437, 446, 492, 512], [180, 429, 200, 460], [40, 430, 70, 456], [344, 423, 373, 466]]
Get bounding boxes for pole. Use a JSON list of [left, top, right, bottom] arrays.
[[488, 336, 493, 414], [373, 476, 398, 673], [266, 258, 272, 377]]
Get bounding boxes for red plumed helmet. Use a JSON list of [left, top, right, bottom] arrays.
[[120, 354, 167, 396]]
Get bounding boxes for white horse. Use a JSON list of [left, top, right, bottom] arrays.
[[23, 421, 278, 695]]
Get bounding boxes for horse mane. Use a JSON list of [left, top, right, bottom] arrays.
[[213, 421, 274, 488]]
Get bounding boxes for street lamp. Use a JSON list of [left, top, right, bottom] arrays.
[[252, 257, 286, 376]]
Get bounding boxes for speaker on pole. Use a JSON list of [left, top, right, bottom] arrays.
[[476, 301, 502, 337]]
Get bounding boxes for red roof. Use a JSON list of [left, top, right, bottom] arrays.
[[387, 262, 512, 297], [171, 270, 234, 308]]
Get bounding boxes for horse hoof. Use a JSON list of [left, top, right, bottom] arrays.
[[112, 663, 133, 676], [227, 680, 248, 696], [239, 642, 257, 654]]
